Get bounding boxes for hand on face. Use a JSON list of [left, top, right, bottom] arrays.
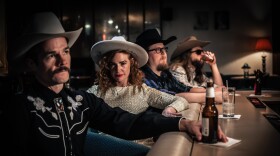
[[202, 51, 216, 64]]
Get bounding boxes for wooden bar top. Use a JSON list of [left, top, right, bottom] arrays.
[[147, 90, 280, 156], [193, 90, 280, 156]]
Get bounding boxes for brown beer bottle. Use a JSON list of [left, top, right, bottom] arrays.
[[202, 81, 218, 143], [254, 69, 262, 95]]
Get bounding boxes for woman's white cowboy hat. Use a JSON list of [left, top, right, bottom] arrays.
[[171, 36, 210, 60], [90, 36, 148, 67], [10, 12, 83, 62]]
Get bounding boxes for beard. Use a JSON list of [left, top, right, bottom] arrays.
[[156, 63, 169, 71], [192, 60, 204, 70]]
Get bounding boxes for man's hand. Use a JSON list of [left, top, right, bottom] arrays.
[[179, 118, 228, 142]]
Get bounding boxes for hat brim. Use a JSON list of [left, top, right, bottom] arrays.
[[12, 28, 83, 61], [163, 36, 177, 45], [171, 40, 210, 60], [91, 40, 148, 67]]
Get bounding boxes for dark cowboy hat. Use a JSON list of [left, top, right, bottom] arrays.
[[135, 28, 177, 50], [171, 36, 210, 60]]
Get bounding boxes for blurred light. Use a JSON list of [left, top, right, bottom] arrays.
[[102, 34, 106, 40], [85, 24, 91, 29], [115, 25, 119, 29], [108, 19, 113, 24], [241, 63, 251, 79]]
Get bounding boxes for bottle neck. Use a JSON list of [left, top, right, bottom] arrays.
[[206, 87, 215, 98], [206, 86, 215, 106]]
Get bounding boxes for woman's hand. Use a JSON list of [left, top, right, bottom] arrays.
[[162, 106, 182, 117]]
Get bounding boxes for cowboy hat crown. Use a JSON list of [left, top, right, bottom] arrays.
[[10, 12, 83, 61], [91, 36, 148, 67], [135, 28, 177, 50], [171, 36, 210, 60]]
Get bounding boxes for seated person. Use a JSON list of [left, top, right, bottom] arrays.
[[87, 36, 190, 146], [84, 130, 149, 156], [4, 12, 228, 156], [169, 36, 223, 88], [135, 28, 223, 103]]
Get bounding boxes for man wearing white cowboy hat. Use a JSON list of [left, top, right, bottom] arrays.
[[135, 29, 223, 103], [169, 36, 224, 88], [3, 12, 228, 156]]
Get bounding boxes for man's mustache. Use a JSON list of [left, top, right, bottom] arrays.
[[54, 66, 71, 74]]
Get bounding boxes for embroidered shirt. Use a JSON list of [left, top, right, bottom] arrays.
[[5, 80, 181, 156]]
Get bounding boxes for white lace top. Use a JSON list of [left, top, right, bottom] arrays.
[[87, 83, 189, 114]]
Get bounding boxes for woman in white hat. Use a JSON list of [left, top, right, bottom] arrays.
[[88, 36, 190, 116], [87, 36, 191, 146]]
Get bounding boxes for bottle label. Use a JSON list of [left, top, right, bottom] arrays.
[[202, 118, 209, 136], [206, 87, 215, 98]]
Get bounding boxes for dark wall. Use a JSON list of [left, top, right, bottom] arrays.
[[6, 0, 96, 89], [272, 0, 280, 75], [6, 0, 62, 48]]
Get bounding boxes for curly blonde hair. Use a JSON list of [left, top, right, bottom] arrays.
[[96, 50, 144, 95]]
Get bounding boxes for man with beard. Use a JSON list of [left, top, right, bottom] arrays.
[[169, 36, 223, 88], [136, 29, 223, 103], [3, 13, 229, 156]]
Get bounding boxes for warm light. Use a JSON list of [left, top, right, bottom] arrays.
[[241, 63, 251, 79], [255, 38, 272, 51], [85, 24, 91, 29], [102, 33, 106, 40], [108, 19, 113, 25], [255, 38, 272, 75]]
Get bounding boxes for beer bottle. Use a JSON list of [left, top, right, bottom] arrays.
[[202, 81, 218, 143], [254, 69, 262, 95]]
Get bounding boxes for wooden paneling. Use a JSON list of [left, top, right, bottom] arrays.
[[0, 0, 7, 74]]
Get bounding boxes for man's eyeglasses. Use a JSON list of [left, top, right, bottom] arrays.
[[190, 49, 204, 55], [148, 47, 168, 54]]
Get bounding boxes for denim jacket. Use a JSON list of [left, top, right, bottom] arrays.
[[141, 65, 192, 95]]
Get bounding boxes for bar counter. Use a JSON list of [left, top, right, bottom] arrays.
[[147, 90, 280, 156]]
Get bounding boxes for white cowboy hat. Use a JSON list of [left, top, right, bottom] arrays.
[[90, 36, 148, 67], [11, 12, 83, 62], [171, 36, 210, 60]]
